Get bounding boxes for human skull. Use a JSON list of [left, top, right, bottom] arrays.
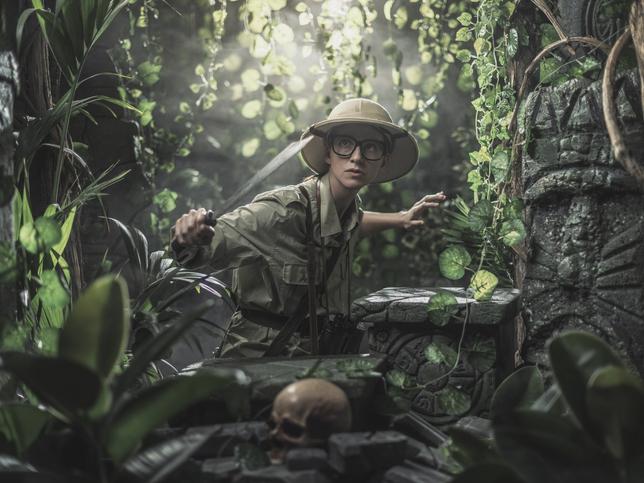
[[269, 378, 352, 451]]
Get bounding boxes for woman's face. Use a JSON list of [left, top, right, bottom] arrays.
[[324, 124, 387, 192]]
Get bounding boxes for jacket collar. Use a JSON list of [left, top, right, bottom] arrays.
[[318, 172, 360, 238]]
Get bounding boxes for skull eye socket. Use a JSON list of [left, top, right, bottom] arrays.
[[281, 418, 305, 439]]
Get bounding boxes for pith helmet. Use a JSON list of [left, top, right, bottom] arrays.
[[300, 98, 419, 183]]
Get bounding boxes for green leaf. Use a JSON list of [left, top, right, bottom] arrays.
[[35, 217, 61, 249], [469, 270, 498, 301], [491, 151, 510, 182], [37, 270, 69, 309], [438, 245, 471, 280], [50, 207, 76, 263], [153, 189, 178, 213], [491, 366, 544, 423], [548, 331, 625, 441], [386, 369, 414, 389], [427, 291, 458, 326], [447, 428, 500, 468], [466, 337, 496, 372], [436, 386, 471, 415], [457, 12, 472, 26], [586, 365, 644, 461], [241, 100, 262, 119], [500, 219, 526, 246], [58, 276, 130, 380], [507, 28, 519, 57], [105, 368, 249, 463], [113, 302, 215, 399], [456, 27, 472, 42], [382, 244, 399, 259], [0, 404, 51, 456], [393, 5, 408, 29], [0, 351, 102, 415], [424, 341, 458, 367], [494, 409, 611, 482], [468, 200, 494, 232]]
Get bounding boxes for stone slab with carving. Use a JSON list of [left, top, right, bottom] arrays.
[[522, 69, 644, 373], [352, 287, 520, 425]]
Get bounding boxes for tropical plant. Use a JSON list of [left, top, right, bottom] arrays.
[[102, 217, 234, 367], [448, 331, 644, 483], [0, 275, 249, 482], [9, 0, 140, 350]]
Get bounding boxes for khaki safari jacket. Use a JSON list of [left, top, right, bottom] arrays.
[[178, 172, 363, 357]]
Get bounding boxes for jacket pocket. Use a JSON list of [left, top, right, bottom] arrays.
[[282, 263, 321, 285]]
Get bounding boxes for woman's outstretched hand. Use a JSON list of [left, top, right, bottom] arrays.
[[401, 192, 446, 230]]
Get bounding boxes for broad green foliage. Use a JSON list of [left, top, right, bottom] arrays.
[[439, 245, 472, 280], [0, 276, 249, 480], [449, 331, 644, 482], [427, 291, 459, 326]]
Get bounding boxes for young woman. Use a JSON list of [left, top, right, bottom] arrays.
[[172, 98, 445, 357]]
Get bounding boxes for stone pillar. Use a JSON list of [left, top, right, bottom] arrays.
[[0, 16, 19, 328], [521, 69, 644, 372]]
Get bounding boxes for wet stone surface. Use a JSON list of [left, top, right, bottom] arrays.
[[328, 431, 408, 475], [352, 287, 520, 425], [522, 68, 644, 373]]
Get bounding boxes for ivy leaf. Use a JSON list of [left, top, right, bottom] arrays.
[[500, 219, 526, 246], [394, 5, 408, 29], [456, 49, 471, 62], [386, 369, 414, 389], [427, 291, 459, 327], [468, 200, 494, 232], [241, 138, 260, 158], [457, 12, 472, 26], [424, 341, 458, 367], [439, 246, 471, 280], [465, 337, 496, 372], [153, 189, 178, 214], [507, 28, 519, 58], [469, 270, 498, 301], [19, 217, 62, 254], [263, 120, 281, 140], [38, 270, 69, 308], [263, 84, 282, 102], [436, 386, 471, 415], [241, 100, 262, 119], [491, 151, 510, 182], [456, 27, 471, 42]]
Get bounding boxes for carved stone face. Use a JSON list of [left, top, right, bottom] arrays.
[[269, 378, 352, 452]]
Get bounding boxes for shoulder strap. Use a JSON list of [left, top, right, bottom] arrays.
[[264, 185, 318, 357]]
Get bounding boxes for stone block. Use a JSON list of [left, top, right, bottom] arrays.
[[180, 354, 387, 428], [235, 465, 331, 483], [352, 287, 519, 426], [201, 457, 240, 481], [383, 461, 451, 483], [285, 448, 328, 471], [328, 431, 407, 475]]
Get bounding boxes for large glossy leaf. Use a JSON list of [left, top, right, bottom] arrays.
[[113, 301, 214, 398], [118, 426, 220, 482], [447, 427, 499, 468], [451, 462, 525, 483], [548, 331, 624, 437], [0, 352, 102, 415], [491, 366, 544, 423], [438, 245, 471, 280], [494, 409, 613, 483], [58, 276, 130, 380], [586, 365, 644, 461], [0, 405, 51, 456], [105, 369, 249, 463]]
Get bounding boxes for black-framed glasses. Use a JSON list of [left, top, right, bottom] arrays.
[[330, 134, 386, 161]]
